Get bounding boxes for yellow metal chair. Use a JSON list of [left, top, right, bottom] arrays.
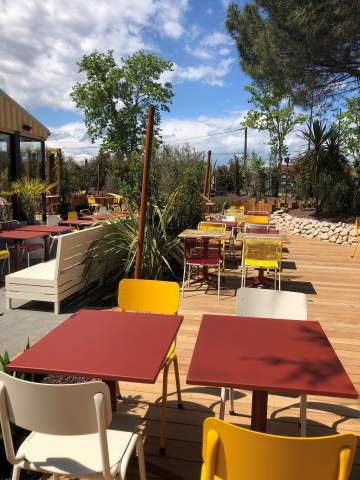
[[67, 210, 78, 220], [198, 222, 227, 268], [351, 217, 360, 258], [242, 238, 283, 289], [201, 417, 357, 480], [117, 278, 182, 455], [0, 247, 10, 275], [246, 214, 269, 224], [87, 195, 101, 212]]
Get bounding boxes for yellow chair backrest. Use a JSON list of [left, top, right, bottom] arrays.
[[224, 210, 245, 218], [87, 195, 97, 205], [198, 222, 226, 232], [118, 279, 180, 314], [201, 418, 356, 480], [355, 217, 360, 236], [67, 211, 78, 220], [243, 238, 282, 263], [246, 215, 269, 224]]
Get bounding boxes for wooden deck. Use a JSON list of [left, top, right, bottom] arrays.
[[121, 234, 360, 479]]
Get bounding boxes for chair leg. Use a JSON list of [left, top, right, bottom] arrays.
[[300, 394, 307, 436], [219, 387, 227, 420], [229, 388, 235, 415], [159, 362, 170, 455], [27, 251, 30, 268], [278, 271, 281, 291], [173, 354, 183, 408], [351, 241, 359, 258], [136, 436, 147, 480], [217, 264, 220, 301], [11, 465, 21, 480], [181, 262, 186, 297], [116, 381, 122, 400], [7, 255, 10, 274]]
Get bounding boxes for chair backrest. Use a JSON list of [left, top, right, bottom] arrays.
[[201, 417, 357, 480], [247, 210, 269, 216], [355, 217, 360, 235], [244, 223, 270, 233], [243, 238, 282, 265], [67, 210, 78, 220], [118, 278, 180, 314], [246, 215, 269, 224], [236, 288, 307, 320], [184, 238, 221, 260], [224, 210, 245, 218], [88, 195, 99, 206], [198, 222, 226, 232]]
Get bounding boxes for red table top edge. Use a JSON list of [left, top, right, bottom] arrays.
[[186, 314, 358, 400], [7, 309, 184, 384], [0, 230, 49, 239]]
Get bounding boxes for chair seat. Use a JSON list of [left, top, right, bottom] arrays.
[[244, 259, 279, 269], [17, 413, 138, 477], [187, 257, 220, 266]]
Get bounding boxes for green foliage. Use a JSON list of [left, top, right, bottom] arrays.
[[84, 192, 182, 281], [298, 120, 351, 213], [226, 1, 360, 104], [3, 177, 54, 223], [71, 50, 173, 155], [337, 98, 360, 165], [243, 83, 307, 167]]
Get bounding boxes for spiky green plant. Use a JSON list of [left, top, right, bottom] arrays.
[[3, 177, 55, 223], [83, 191, 182, 282]]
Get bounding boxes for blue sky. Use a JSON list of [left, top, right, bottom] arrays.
[[0, 0, 305, 162]]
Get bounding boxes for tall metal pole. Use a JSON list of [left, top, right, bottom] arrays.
[[244, 127, 248, 166], [96, 161, 100, 196], [56, 148, 62, 195], [134, 106, 155, 279], [203, 150, 211, 197]]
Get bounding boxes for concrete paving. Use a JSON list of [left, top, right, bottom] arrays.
[[0, 277, 117, 357]]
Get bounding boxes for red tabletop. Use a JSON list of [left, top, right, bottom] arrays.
[[59, 219, 95, 227], [0, 229, 49, 240], [7, 309, 183, 383], [81, 213, 113, 220], [16, 225, 72, 234], [187, 314, 358, 399]]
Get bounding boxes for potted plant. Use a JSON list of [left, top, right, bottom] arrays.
[[3, 177, 54, 224]]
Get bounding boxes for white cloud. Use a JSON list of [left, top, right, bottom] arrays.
[[200, 31, 231, 48], [0, 0, 188, 110], [184, 45, 213, 60], [48, 112, 306, 163], [171, 58, 234, 86]]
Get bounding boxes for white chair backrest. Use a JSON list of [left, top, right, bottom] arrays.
[[47, 214, 60, 226], [236, 288, 307, 320], [0, 372, 112, 435], [244, 223, 269, 233]]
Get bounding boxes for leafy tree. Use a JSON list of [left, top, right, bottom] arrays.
[[337, 98, 360, 166], [226, 1, 360, 104], [71, 50, 174, 155], [243, 82, 306, 192], [246, 152, 267, 199]]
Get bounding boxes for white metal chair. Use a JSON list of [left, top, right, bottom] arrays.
[[0, 372, 146, 480], [220, 288, 308, 436]]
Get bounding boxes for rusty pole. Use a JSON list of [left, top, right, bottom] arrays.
[[134, 106, 155, 279], [96, 161, 100, 196], [203, 150, 211, 217], [56, 149, 63, 195]]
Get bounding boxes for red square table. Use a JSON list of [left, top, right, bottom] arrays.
[[0, 229, 50, 271], [58, 219, 95, 228], [7, 309, 183, 410], [16, 225, 73, 234], [187, 314, 358, 432]]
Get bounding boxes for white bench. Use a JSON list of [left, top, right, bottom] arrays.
[[5, 225, 105, 314]]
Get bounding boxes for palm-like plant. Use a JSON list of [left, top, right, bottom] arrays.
[[83, 191, 182, 282], [300, 120, 336, 212], [3, 177, 55, 223]]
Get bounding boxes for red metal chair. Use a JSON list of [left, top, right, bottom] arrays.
[[181, 237, 222, 300]]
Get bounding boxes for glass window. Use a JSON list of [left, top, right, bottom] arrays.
[[0, 133, 11, 192], [20, 137, 42, 178]]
